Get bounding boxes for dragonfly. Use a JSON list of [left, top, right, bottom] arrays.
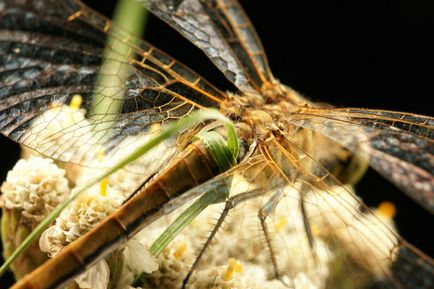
[[0, 0, 433, 288]]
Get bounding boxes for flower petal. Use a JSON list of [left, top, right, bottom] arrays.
[[123, 239, 158, 274], [75, 260, 110, 289]]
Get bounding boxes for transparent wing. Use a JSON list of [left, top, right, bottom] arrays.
[[141, 135, 433, 288], [162, 154, 281, 213], [258, 134, 434, 289], [137, 0, 274, 92], [0, 0, 226, 169], [288, 107, 434, 213]]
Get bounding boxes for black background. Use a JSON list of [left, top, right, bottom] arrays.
[[1, 0, 433, 287]]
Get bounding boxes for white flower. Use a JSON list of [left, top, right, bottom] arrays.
[[188, 260, 258, 289], [39, 184, 123, 257], [0, 157, 68, 278], [242, 264, 268, 285], [76, 133, 178, 199], [123, 238, 158, 274], [293, 273, 319, 289], [140, 235, 194, 289], [21, 100, 93, 161], [262, 279, 293, 289], [75, 260, 110, 289], [113, 235, 159, 289], [1, 157, 69, 219], [39, 184, 124, 289]]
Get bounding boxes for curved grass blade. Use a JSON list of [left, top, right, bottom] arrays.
[[90, 0, 147, 143], [0, 108, 236, 277], [150, 128, 238, 256]]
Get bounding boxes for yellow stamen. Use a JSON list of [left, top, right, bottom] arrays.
[[96, 147, 108, 196], [100, 178, 109, 197], [149, 123, 160, 134], [311, 224, 320, 237], [235, 261, 243, 273], [97, 148, 105, 162], [378, 201, 396, 219], [222, 258, 238, 281], [173, 243, 186, 260], [69, 94, 83, 110], [274, 217, 287, 231]]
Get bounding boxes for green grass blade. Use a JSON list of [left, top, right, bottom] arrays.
[[226, 123, 239, 159], [150, 185, 229, 257], [150, 126, 238, 256], [90, 0, 147, 142], [194, 131, 235, 171]]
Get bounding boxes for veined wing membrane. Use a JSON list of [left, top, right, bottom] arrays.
[[261, 135, 434, 289], [137, 0, 274, 92], [0, 0, 226, 169], [288, 107, 434, 213], [9, 152, 283, 289]]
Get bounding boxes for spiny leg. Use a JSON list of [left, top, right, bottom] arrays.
[[181, 199, 232, 289], [258, 190, 293, 288], [258, 191, 281, 277], [299, 185, 319, 264], [258, 183, 320, 288], [182, 190, 263, 289]]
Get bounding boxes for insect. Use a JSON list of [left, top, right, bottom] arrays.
[[0, 0, 433, 288]]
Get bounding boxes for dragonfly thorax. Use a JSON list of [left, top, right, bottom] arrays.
[[221, 87, 312, 150]]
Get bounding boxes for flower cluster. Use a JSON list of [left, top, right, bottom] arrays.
[[1, 157, 69, 220], [1, 157, 70, 278], [39, 184, 123, 257]]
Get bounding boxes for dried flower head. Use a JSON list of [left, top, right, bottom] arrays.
[[1, 157, 69, 279], [1, 157, 69, 220], [39, 184, 123, 257], [38, 183, 123, 289]]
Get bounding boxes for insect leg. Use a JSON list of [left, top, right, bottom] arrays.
[[257, 189, 293, 288], [182, 189, 264, 289], [299, 185, 320, 265]]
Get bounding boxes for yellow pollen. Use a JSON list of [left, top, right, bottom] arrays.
[[150, 123, 160, 134], [311, 224, 320, 237], [274, 217, 287, 231], [173, 243, 186, 260], [97, 148, 105, 162], [378, 201, 396, 219], [222, 258, 242, 281], [99, 178, 109, 197], [235, 261, 243, 273], [69, 94, 83, 110]]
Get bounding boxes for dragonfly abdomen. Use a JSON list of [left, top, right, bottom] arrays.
[[118, 141, 219, 237], [11, 142, 220, 289]]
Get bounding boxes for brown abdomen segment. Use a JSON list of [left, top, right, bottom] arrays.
[[11, 141, 219, 289]]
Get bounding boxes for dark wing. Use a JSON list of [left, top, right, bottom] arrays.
[[137, 0, 273, 92], [288, 107, 434, 213], [262, 134, 434, 289], [0, 0, 226, 167]]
